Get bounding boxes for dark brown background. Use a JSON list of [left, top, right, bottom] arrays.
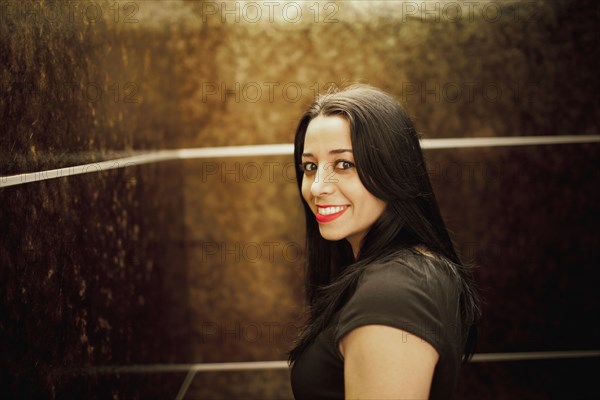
[[1, 0, 598, 398]]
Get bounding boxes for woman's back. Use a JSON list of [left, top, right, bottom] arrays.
[[291, 248, 467, 400]]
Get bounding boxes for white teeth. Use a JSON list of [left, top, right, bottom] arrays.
[[318, 206, 347, 215]]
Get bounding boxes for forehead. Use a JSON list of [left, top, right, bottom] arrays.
[[303, 115, 352, 151]]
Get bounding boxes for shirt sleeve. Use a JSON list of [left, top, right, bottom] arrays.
[[333, 259, 458, 362]]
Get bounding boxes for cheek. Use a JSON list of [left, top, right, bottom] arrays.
[[373, 199, 387, 218], [366, 192, 386, 211], [349, 184, 386, 218], [301, 177, 312, 203], [343, 180, 367, 206]]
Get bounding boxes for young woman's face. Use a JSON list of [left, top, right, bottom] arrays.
[[300, 115, 386, 257]]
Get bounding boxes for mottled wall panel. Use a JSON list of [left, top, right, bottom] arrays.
[[182, 156, 304, 362], [0, 161, 189, 398], [1, 1, 191, 398], [173, 0, 600, 147], [426, 143, 600, 353], [456, 358, 600, 399], [186, 369, 294, 400], [0, 0, 183, 174]]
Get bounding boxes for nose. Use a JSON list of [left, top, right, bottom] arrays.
[[310, 162, 336, 197]]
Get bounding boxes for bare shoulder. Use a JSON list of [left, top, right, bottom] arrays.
[[339, 324, 439, 399], [338, 324, 439, 360]]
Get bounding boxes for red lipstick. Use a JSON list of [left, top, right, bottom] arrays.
[[315, 205, 349, 223]]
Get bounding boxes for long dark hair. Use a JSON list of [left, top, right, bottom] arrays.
[[287, 84, 480, 364]]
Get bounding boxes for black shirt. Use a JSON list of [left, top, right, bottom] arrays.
[[290, 249, 467, 399]]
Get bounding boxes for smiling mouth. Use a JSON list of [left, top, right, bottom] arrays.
[[315, 205, 349, 223]]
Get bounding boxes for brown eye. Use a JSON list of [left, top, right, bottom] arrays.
[[335, 160, 355, 170], [301, 162, 317, 173]]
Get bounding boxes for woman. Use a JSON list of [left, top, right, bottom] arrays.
[[288, 85, 480, 399]]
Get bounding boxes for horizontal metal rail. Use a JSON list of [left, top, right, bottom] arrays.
[[2, 135, 599, 188]]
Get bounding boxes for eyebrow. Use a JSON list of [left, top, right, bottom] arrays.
[[302, 149, 353, 157]]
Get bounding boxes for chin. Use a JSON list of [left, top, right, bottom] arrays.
[[318, 228, 347, 242]]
